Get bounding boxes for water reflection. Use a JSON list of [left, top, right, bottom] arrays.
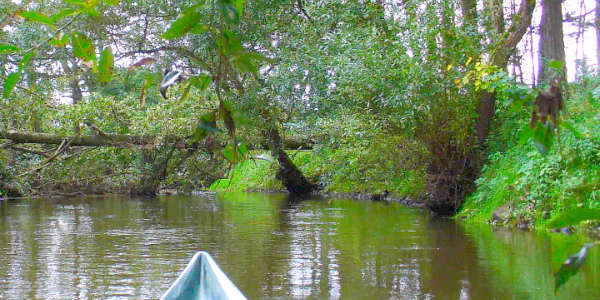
[[0, 193, 598, 299]]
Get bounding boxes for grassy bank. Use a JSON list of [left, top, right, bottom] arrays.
[[459, 75, 600, 229], [210, 135, 427, 200]]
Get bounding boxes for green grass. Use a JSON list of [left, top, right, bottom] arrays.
[[210, 135, 427, 199]]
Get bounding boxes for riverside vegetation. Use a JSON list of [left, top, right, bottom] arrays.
[[1, 0, 600, 291], [1, 0, 599, 228]]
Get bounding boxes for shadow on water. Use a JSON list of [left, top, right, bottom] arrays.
[[0, 193, 598, 299]]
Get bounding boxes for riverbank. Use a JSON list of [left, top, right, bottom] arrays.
[[209, 75, 600, 231], [459, 76, 600, 230], [208, 137, 427, 203]]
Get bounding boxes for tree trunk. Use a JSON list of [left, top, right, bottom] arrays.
[[596, 0, 600, 69], [538, 0, 566, 85], [427, 0, 535, 216], [267, 128, 316, 196], [476, 0, 536, 148], [0, 130, 312, 150], [461, 0, 477, 27]]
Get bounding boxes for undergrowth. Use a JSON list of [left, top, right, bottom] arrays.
[[210, 134, 427, 199], [460, 73, 600, 228]]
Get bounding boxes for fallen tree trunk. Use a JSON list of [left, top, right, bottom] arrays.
[[0, 130, 156, 147], [0, 130, 313, 150]]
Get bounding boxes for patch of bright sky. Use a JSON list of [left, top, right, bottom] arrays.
[[515, 0, 597, 83]]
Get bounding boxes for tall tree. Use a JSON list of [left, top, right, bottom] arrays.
[[596, 0, 600, 68], [538, 0, 566, 84]]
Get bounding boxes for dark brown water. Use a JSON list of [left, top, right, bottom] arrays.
[[0, 192, 598, 299]]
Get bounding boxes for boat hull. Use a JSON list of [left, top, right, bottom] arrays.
[[161, 251, 246, 300]]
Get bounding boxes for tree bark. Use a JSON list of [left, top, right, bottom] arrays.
[[0, 130, 157, 147], [425, 0, 535, 216], [461, 0, 478, 27], [538, 0, 566, 85], [267, 128, 316, 196], [476, 0, 536, 146], [0, 130, 313, 150]]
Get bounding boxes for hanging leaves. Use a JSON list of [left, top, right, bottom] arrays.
[[19, 11, 55, 26], [71, 32, 96, 63], [190, 74, 211, 91], [548, 60, 564, 71], [190, 112, 217, 143], [554, 243, 599, 292], [98, 47, 114, 84], [546, 208, 600, 229], [0, 44, 20, 54], [103, 0, 120, 6], [223, 142, 247, 163], [3, 72, 21, 99], [162, 6, 204, 40], [49, 32, 70, 48], [50, 8, 76, 23], [3, 51, 35, 98]]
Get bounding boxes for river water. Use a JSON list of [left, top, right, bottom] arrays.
[[0, 192, 598, 299]]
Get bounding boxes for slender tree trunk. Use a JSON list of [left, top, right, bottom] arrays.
[[488, 0, 505, 34], [429, 0, 534, 216], [476, 0, 536, 147], [538, 0, 566, 85], [461, 0, 477, 27], [596, 0, 600, 69]]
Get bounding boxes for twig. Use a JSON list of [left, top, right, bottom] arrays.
[[9, 145, 51, 158], [24, 13, 81, 54], [19, 133, 80, 177]]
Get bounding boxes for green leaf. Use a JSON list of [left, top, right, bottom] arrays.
[[233, 54, 258, 76], [49, 33, 70, 48], [191, 112, 217, 142], [63, 0, 85, 6], [0, 44, 20, 54], [547, 208, 600, 229], [103, 0, 119, 5], [71, 32, 96, 62], [190, 74, 211, 91], [51, 8, 76, 22], [548, 60, 564, 70], [98, 47, 114, 84], [162, 7, 202, 40], [237, 142, 247, 156], [20, 11, 55, 26], [532, 123, 553, 155], [555, 243, 598, 292], [223, 142, 247, 163], [20, 51, 35, 69], [3, 72, 21, 98], [190, 23, 210, 35], [84, 0, 99, 9], [235, 0, 244, 16], [560, 121, 584, 139], [86, 7, 99, 18], [178, 81, 192, 102], [223, 144, 235, 162]]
